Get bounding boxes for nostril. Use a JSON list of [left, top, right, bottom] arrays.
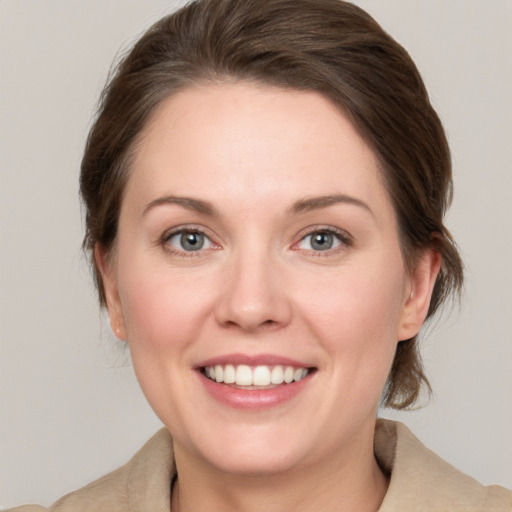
[[220, 317, 282, 333]]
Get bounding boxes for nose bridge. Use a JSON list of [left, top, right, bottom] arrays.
[[214, 238, 291, 331]]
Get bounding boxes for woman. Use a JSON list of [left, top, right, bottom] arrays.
[[6, 0, 511, 510]]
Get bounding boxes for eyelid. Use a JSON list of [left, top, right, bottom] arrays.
[[291, 226, 353, 253], [157, 224, 352, 256], [159, 224, 220, 254]]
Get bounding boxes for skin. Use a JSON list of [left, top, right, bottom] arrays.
[[97, 82, 440, 512]]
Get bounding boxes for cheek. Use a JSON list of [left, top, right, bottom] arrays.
[[116, 260, 220, 423], [301, 270, 404, 338], [296, 260, 406, 382], [117, 260, 217, 353]]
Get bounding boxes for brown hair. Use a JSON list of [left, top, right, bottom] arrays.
[[80, 0, 463, 409]]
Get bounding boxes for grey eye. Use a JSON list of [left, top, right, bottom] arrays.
[[298, 230, 343, 251], [167, 231, 212, 251], [310, 232, 334, 250]]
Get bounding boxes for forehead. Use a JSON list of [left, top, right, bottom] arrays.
[[126, 82, 389, 216]]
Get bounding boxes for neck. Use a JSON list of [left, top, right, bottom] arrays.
[[171, 425, 389, 512]]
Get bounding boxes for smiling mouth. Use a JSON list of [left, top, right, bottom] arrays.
[[202, 364, 314, 389]]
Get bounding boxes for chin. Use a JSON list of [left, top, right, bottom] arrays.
[[208, 445, 305, 477], [181, 421, 312, 476]]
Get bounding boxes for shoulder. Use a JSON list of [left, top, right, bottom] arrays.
[[4, 428, 174, 512], [375, 419, 512, 512], [3, 507, 46, 512]]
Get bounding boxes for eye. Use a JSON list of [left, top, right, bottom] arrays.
[[296, 229, 349, 252], [165, 229, 214, 252]]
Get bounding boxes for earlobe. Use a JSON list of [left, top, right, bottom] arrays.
[[94, 244, 127, 341], [398, 249, 441, 341]]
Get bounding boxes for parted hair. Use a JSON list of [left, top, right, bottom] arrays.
[[80, 0, 464, 409]]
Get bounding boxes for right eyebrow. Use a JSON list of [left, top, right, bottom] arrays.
[[142, 195, 218, 217], [290, 194, 375, 219]]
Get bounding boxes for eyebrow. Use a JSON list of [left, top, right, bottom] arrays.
[[290, 194, 374, 217], [143, 196, 218, 217], [143, 193, 373, 218]]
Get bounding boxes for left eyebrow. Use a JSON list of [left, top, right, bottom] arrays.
[[143, 195, 218, 217], [290, 194, 375, 218]]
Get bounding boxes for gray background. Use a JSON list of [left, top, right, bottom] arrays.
[[1, 0, 511, 507]]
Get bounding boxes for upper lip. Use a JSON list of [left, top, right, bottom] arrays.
[[195, 353, 314, 369]]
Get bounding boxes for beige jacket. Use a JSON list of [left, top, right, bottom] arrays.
[[7, 420, 511, 511]]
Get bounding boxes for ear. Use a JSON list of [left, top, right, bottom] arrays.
[[94, 244, 127, 341], [397, 249, 441, 341]]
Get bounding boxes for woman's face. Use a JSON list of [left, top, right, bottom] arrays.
[[101, 83, 436, 475]]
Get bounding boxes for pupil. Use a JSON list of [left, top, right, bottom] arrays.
[[312, 232, 333, 250], [181, 232, 204, 251]]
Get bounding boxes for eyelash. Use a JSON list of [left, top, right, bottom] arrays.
[[293, 227, 353, 256], [159, 225, 353, 257], [160, 226, 218, 257]]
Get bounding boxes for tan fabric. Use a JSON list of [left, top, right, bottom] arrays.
[[6, 420, 511, 511], [375, 421, 511, 511]]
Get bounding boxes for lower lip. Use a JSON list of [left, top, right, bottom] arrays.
[[198, 372, 311, 410]]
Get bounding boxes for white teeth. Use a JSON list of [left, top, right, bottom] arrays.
[[253, 366, 271, 386], [235, 365, 253, 386], [215, 365, 223, 383], [284, 366, 294, 383], [270, 365, 284, 384], [204, 364, 310, 387], [223, 364, 236, 384]]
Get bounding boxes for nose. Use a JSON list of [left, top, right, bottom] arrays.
[[214, 249, 292, 333]]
